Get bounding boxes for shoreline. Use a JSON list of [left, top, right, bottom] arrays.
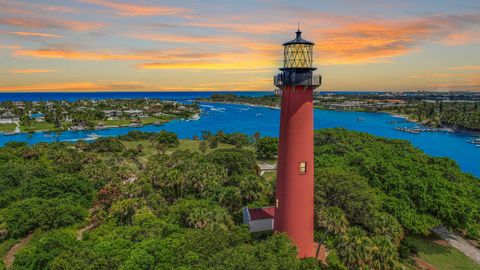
[[0, 116, 197, 137]]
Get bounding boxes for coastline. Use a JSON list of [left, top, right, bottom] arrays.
[[0, 117, 192, 137]]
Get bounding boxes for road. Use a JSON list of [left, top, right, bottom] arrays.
[[432, 226, 480, 265]]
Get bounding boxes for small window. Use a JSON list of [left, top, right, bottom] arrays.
[[299, 162, 307, 174]]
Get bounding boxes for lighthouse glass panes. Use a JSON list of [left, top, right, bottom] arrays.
[[284, 43, 313, 69]]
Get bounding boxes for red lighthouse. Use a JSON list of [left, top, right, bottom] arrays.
[[273, 29, 321, 258]]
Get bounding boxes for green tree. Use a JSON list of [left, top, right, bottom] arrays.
[[316, 207, 349, 235], [256, 137, 278, 160], [199, 141, 208, 154]]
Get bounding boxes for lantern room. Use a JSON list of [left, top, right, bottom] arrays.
[[281, 30, 315, 70]]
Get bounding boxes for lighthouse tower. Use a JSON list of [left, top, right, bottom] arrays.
[[273, 28, 321, 258]]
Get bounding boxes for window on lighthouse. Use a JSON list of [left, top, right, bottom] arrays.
[[299, 162, 307, 174]]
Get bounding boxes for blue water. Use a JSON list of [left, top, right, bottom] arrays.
[[0, 92, 478, 177]]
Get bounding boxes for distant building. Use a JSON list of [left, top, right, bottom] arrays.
[[0, 112, 19, 124], [102, 110, 121, 120], [123, 109, 147, 118], [243, 206, 275, 232]]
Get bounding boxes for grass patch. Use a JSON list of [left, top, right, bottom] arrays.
[[21, 122, 66, 132], [0, 124, 15, 132], [262, 171, 277, 182], [122, 139, 254, 158], [406, 235, 480, 270]]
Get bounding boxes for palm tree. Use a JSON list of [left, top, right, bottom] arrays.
[[369, 236, 397, 270], [316, 207, 349, 235], [337, 227, 372, 269], [238, 174, 270, 203]]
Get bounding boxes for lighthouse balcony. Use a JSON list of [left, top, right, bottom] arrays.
[[274, 73, 321, 87]]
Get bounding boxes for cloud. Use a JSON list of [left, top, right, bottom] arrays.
[[138, 60, 271, 70], [7, 31, 61, 38], [449, 65, 480, 71], [78, 0, 188, 17], [0, 81, 145, 92], [13, 48, 217, 62], [130, 33, 231, 44], [9, 69, 57, 74], [312, 14, 480, 65], [0, 44, 21, 50], [12, 46, 277, 70], [0, 18, 105, 32], [182, 21, 291, 34]]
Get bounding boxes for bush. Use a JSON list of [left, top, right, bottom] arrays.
[[88, 137, 125, 153], [206, 149, 256, 176], [13, 230, 79, 270], [256, 137, 278, 160]]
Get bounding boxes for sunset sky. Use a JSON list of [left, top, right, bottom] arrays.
[[1, 0, 480, 92]]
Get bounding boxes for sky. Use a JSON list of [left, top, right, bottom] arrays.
[[0, 0, 480, 92]]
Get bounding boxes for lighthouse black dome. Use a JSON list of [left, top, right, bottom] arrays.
[[283, 30, 315, 46]]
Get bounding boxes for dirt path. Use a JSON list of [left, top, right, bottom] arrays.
[[413, 257, 437, 270], [76, 224, 94, 240], [3, 233, 33, 269], [432, 226, 480, 265]]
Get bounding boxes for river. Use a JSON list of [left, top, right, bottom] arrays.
[[0, 92, 478, 177]]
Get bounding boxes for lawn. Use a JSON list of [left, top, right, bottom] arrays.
[[122, 139, 254, 157], [0, 124, 15, 132], [406, 235, 479, 270], [21, 122, 67, 132], [101, 117, 171, 127]]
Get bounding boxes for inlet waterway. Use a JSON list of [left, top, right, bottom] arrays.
[[0, 92, 478, 177]]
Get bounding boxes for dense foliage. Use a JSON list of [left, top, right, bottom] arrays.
[[314, 129, 480, 236], [200, 94, 280, 107], [0, 129, 478, 270]]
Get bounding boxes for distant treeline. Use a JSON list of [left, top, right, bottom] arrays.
[[199, 94, 280, 107]]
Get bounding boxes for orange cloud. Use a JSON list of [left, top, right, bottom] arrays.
[[0, 81, 145, 92], [13, 48, 217, 62], [9, 69, 57, 74], [0, 18, 105, 32], [12, 46, 277, 70], [8, 31, 61, 38], [314, 22, 425, 64], [138, 60, 273, 70], [449, 65, 480, 71], [0, 44, 21, 50], [79, 0, 188, 17]]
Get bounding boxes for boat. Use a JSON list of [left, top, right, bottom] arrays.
[[394, 127, 420, 134], [189, 113, 200, 121], [469, 138, 480, 145], [256, 113, 262, 117], [84, 133, 100, 141], [356, 118, 365, 121]]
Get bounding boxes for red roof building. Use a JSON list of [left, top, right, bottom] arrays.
[[243, 206, 275, 232]]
